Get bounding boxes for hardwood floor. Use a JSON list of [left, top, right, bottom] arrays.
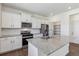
[[0, 43, 79, 56], [0, 48, 28, 56], [67, 43, 79, 56]]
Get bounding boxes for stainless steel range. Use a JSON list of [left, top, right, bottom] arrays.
[[21, 31, 33, 47], [21, 22, 33, 47]]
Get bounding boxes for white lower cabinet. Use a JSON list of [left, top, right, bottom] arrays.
[[0, 36, 22, 53], [0, 37, 11, 52], [12, 36, 22, 50]]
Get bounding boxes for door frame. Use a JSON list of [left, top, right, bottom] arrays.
[[69, 13, 79, 43]]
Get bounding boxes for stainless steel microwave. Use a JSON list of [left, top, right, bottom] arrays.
[[21, 22, 32, 28]]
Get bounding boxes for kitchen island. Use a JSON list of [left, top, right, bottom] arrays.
[[26, 36, 69, 56]]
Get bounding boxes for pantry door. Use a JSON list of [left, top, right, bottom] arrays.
[[70, 13, 79, 44]]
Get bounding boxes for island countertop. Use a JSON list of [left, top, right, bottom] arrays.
[[26, 36, 69, 55]]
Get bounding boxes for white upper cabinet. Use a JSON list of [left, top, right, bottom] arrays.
[[32, 17, 41, 28], [21, 12, 31, 23], [41, 19, 48, 24], [2, 11, 21, 28], [2, 12, 21, 28], [36, 19, 41, 28], [41, 19, 45, 24]]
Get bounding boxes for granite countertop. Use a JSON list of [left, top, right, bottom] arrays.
[[26, 36, 69, 55]]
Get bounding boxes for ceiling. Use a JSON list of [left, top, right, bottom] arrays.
[[3, 3, 79, 17]]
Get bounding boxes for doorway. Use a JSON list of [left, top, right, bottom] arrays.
[[70, 13, 79, 44]]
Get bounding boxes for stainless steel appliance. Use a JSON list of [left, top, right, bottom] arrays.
[[21, 22, 32, 28], [40, 24, 49, 39], [21, 31, 33, 47]]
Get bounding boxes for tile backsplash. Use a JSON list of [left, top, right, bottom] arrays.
[[1, 28, 21, 36]]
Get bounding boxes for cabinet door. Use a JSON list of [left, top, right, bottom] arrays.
[[0, 38, 11, 53], [21, 12, 31, 22], [15, 36, 22, 49], [32, 17, 41, 28], [13, 13, 21, 28], [12, 36, 22, 50], [2, 11, 21, 28], [36, 19, 41, 28], [0, 36, 22, 53], [32, 17, 37, 28], [2, 11, 12, 28]]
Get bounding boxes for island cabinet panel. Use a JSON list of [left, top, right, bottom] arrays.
[[28, 43, 38, 56], [28, 42, 69, 56], [49, 44, 69, 56], [0, 36, 22, 53]]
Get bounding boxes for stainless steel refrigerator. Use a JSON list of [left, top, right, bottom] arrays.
[[40, 24, 49, 37]]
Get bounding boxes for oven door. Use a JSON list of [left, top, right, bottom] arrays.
[[22, 35, 33, 46]]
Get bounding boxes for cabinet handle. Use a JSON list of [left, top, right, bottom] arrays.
[[11, 41, 12, 43]]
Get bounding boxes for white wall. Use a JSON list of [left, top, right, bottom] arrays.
[[49, 13, 70, 36], [49, 8, 79, 36], [49, 8, 79, 43], [60, 13, 69, 36]]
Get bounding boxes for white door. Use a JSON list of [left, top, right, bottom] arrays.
[[70, 14, 79, 44], [72, 21, 79, 43]]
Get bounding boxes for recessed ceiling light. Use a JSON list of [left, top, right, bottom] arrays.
[[68, 6, 72, 10]]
